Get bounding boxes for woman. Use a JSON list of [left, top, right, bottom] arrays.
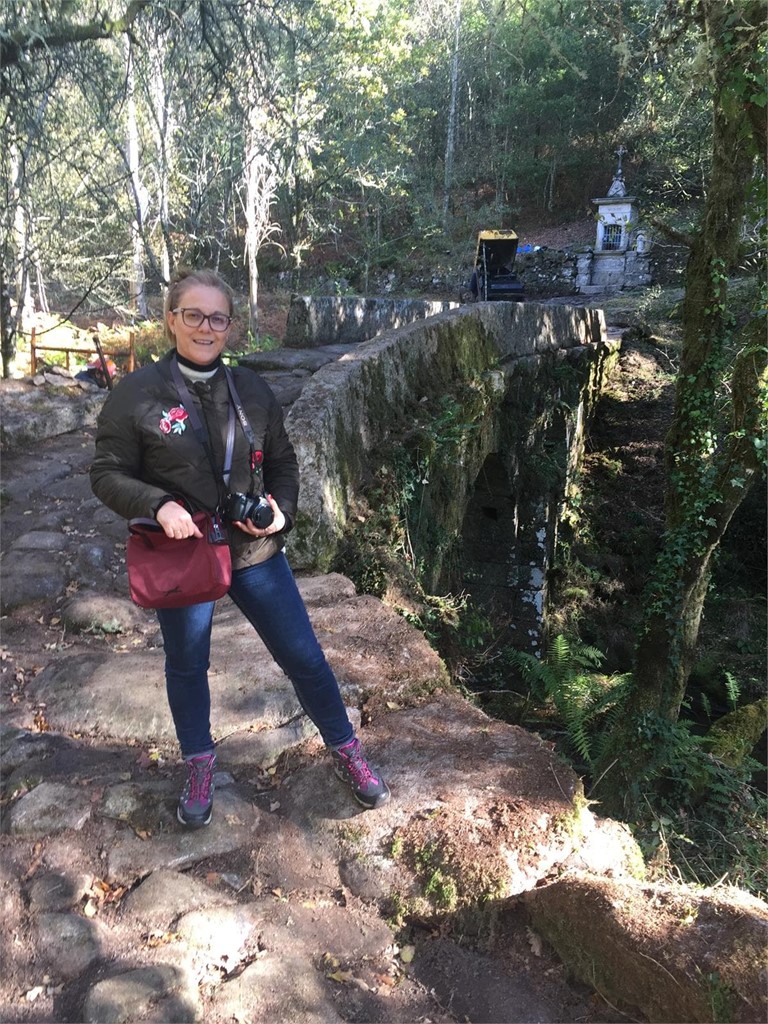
[[91, 268, 390, 828]]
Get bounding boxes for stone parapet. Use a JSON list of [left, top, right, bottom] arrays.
[[285, 295, 459, 348]]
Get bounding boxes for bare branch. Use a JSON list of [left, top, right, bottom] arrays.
[[0, 1, 151, 69]]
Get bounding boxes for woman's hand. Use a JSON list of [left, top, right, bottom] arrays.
[[233, 494, 286, 538], [156, 502, 204, 539]]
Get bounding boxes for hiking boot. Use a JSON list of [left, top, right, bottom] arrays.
[[177, 752, 216, 827], [332, 738, 391, 809]]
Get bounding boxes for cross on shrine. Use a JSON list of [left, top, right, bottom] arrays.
[[614, 145, 627, 175]]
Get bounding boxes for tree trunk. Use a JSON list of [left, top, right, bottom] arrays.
[[0, 262, 14, 379], [595, 0, 767, 814], [442, 0, 461, 234], [10, 141, 34, 347], [149, 44, 174, 284], [126, 45, 149, 317], [243, 100, 278, 335]]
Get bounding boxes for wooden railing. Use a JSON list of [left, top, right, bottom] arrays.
[[30, 327, 137, 376]]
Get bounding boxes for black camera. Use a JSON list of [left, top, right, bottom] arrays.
[[224, 491, 274, 529]]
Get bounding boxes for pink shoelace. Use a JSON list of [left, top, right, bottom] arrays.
[[337, 739, 376, 786], [185, 755, 215, 803]]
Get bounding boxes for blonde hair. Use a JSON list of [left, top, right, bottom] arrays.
[[163, 268, 236, 343]]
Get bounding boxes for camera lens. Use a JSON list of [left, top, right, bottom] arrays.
[[248, 499, 274, 529]]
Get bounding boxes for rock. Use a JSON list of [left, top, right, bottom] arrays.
[[34, 912, 103, 979], [296, 572, 357, 605], [0, 381, 105, 449], [284, 295, 458, 347], [524, 875, 768, 1023], [0, 729, 60, 774], [43, 372, 80, 387], [99, 780, 179, 831], [61, 591, 148, 634], [9, 531, 70, 552], [26, 585, 443, 747], [247, 815, 342, 894], [8, 781, 93, 835], [211, 954, 343, 1024], [0, 558, 68, 611], [106, 789, 258, 882], [702, 697, 768, 768], [175, 902, 266, 963], [83, 965, 200, 1024], [280, 693, 587, 912], [27, 870, 93, 912], [560, 815, 645, 879], [76, 540, 116, 572], [121, 869, 234, 930]]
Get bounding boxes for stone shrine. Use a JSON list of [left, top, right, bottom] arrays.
[[576, 146, 652, 294]]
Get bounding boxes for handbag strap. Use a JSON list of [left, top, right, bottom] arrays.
[[129, 517, 164, 534]]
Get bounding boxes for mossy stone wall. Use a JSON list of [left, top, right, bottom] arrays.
[[285, 302, 618, 614]]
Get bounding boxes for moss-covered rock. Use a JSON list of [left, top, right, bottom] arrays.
[[703, 698, 768, 768], [525, 875, 768, 1023]]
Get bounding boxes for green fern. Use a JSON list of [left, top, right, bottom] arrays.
[[723, 671, 741, 710], [510, 635, 628, 765]]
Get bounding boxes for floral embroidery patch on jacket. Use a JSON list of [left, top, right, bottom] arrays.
[[159, 406, 189, 435]]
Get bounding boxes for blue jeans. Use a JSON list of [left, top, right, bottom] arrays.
[[156, 552, 355, 757]]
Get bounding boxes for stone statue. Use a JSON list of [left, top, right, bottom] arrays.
[[607, 145, 627, 197]]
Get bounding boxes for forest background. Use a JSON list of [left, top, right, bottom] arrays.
[[1, 0, 766, 896], [7, 0, 762, 343]]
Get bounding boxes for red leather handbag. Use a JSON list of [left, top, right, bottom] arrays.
[[126, 511, 232, 609]]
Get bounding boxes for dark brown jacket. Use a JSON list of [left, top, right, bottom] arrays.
[[90, 351, 300, 569]]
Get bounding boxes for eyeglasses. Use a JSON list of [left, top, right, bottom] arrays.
[[172, 308, 234, 332]]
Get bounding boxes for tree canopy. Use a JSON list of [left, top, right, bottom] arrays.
[[2, 0, 675, 337]]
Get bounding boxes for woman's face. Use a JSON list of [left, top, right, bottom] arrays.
[[166, 283, 233, 365]]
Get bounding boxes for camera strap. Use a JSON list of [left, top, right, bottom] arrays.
[[222, 366, 262, 494], [169, 357, 237, 499]]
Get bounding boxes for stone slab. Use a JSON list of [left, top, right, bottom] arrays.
[[106, 788, 258, 882]]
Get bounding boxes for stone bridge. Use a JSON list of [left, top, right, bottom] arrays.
[[246, 300, 620, 649]]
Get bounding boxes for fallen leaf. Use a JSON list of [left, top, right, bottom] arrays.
[[374, 972, 396, 987], [399, 944, 415, 963], [25, 987, 44, 1002], [82, 899, 98, 918], [103, 884, 128, 904], [22, 842, 44, 882], [33, 709, 50, 733], [144, 930, 180, 948], [327, 970, 354, 984], [386, 701, 401, 710], [269, 801, 280, 812]]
